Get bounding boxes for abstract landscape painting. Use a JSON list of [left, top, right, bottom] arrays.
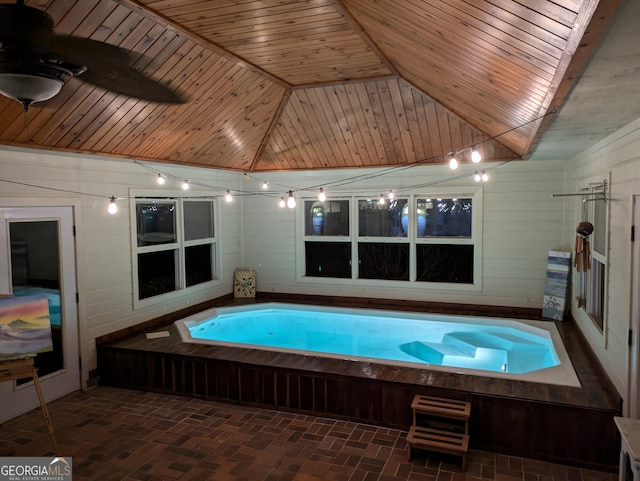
[[0, 295, 52, 360]]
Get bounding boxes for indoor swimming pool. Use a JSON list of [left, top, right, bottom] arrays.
[[175, 302, 581, 386]]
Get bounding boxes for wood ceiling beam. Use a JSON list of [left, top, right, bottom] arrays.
[[291, 74, 397, 91], [332, 0, 400, 78], [248, 88, 293, 173], [525, 0, 622, 158]]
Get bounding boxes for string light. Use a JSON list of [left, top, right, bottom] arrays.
[[378, 193, 385, 205], [287, 191, 296, 208], [129, 112, 555, 206], [3, 110, 544, 225], [448, 152, 458, 170], [107, 196, 118, 214], [318, 188, 326, 202], [279, 197, 286, 208], [474, 171, 489, 182], [262, 180, 269, 190], [225, 190, 233, 202], [471, 146, 482, 163], [388, 190, 394, 200]]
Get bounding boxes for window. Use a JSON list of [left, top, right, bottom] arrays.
[[575, 183, 607, 331], [133, 198, 218, 303], [301, 193, 479, 287], [358, 198, 409, 280], [415, 197, 473, 283]]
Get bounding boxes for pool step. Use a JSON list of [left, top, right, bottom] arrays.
[[400, 341, 473, 364], [445, 331, 547, 352], [401, 339, 507, 367], [402, 331, 550, 372]]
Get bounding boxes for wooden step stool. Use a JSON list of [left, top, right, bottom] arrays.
[[407, 394, 471, 470]]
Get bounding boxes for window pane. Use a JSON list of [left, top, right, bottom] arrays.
[[184, 201, 214, 241], [304, 200, 350, 236], [136, 202, 176, 246], [358, 199, 408, 237], [186, 244, 213, 287], [417, 198, 472, 238], [593, 195, 606, 255], [587, 258, 605, 330], [305, 241, 351, 278], [358, 243, 409, 280], [416, 244, 474, 283], [580, 188, 590, 221], [138, 250, 176, 299]]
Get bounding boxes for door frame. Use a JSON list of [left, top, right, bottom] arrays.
[[0, 199, 83, 421], [630, 195, 640, 418]]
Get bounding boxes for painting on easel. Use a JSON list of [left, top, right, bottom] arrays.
[[0, 294, 53, 360]]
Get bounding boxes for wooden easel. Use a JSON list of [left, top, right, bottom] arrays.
[[0, 357, 59, 453]]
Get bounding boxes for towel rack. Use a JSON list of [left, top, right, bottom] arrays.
[[551, 180, 608, 203]]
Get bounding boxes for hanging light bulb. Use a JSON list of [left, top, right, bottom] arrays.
[[448, 152, 458, 170], [388, 190, 394, 200], [279, 197, 286, 208], [474, 171, 481, 182], [157, 173, 165, 185], [471, 145, 482, 163], [107, 196, 118, 215], [482, 171, 489, 182], [287, 191, 296, 208], [225, 190, 233, 202], [378, 193, 385, 205], [182, 180, 190, 190], [318, 188, 326, 202], [262, 180, 269, 190]]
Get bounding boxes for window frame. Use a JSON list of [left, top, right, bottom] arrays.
[[130, 190, 222, 309], [297, 188, 482, 290], [574, 181, 609, 334]]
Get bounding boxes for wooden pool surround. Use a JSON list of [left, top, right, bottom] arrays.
[[96, 293, 622, 471]]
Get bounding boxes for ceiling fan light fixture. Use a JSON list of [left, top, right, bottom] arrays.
[[0, 60, 72, 108]]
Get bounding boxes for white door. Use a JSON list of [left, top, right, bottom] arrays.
[[0, 206, 80, 422]]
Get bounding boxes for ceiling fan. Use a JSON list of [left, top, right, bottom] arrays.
[[0, 0, 185, 111]]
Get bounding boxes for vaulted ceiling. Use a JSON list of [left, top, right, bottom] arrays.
[[0, 0, 623, 172]]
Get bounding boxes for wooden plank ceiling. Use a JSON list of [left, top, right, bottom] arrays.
[[0, 0, 620, 172]]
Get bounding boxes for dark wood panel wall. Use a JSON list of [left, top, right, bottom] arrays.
[[97, 346, 619, 471]]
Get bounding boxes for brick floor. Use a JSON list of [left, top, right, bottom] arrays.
[[0, 386, 618, 481]]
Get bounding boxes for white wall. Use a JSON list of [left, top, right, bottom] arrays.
[[0, 147, 243, 387], [241, 159, 568, 307], [4, 129, 634, 404], [564, 117, 640, 407]]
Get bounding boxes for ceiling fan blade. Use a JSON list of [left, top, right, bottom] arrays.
[[50, 35, 186, 104], [0, 2, 54, 57]]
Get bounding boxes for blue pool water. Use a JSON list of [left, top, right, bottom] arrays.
[[177, 303, 566, 377]]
